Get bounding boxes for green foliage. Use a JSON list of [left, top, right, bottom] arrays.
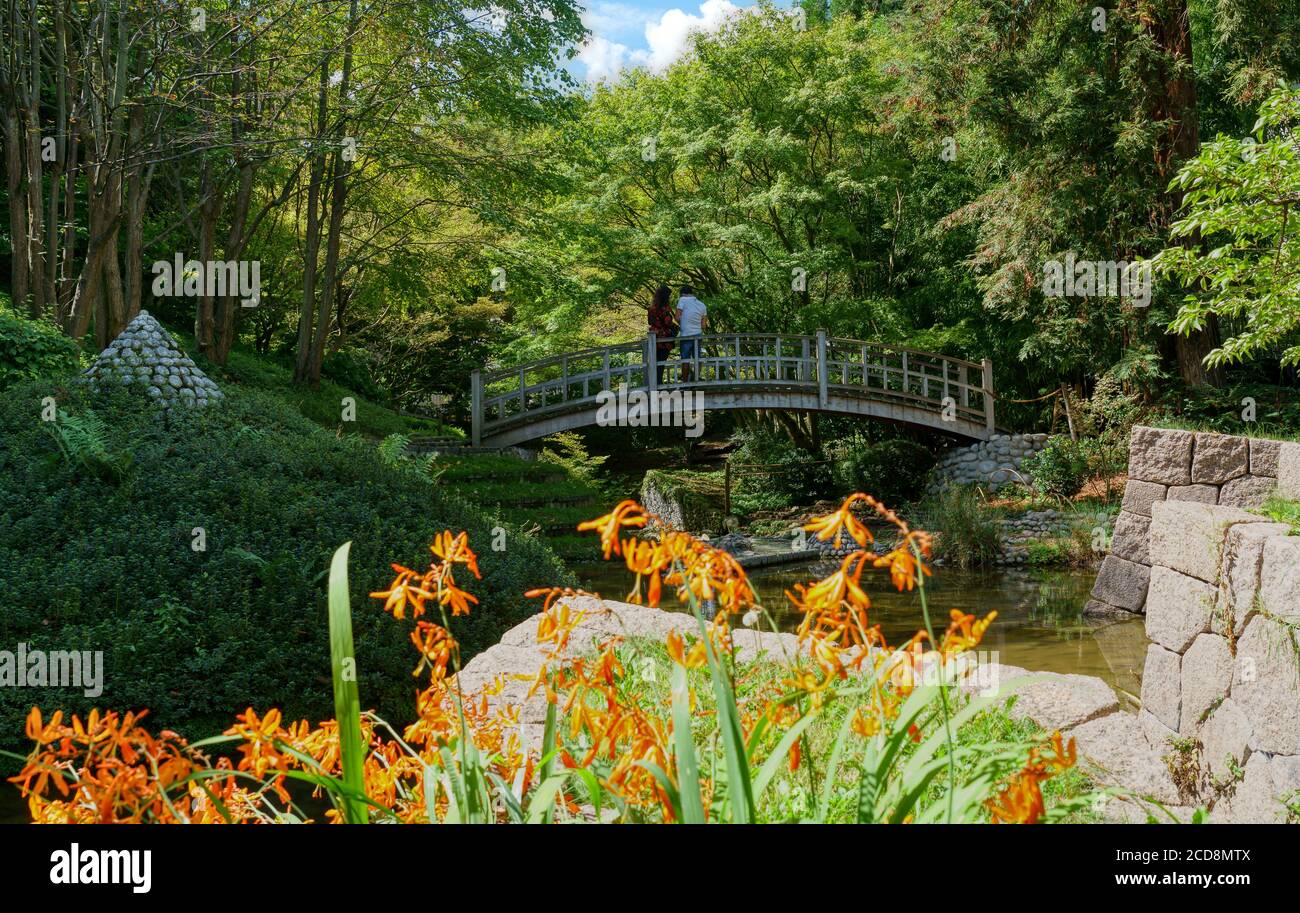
[[0, 380, 571, 756], [831, 438, 936, 507], [1155, 83, 1300, 368], [730, 428, 834, 514], [538, 432, 608, 491], [0, 311, 81, 390], [191, 341, 455, 440], [43, 408, 132, 482], [919, 486, 1003, 570], [1021, 436, 1093, 498], [1261, 496, 1300, 533]]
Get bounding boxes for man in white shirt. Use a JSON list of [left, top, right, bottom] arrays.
[[675, 285, 708, 381]]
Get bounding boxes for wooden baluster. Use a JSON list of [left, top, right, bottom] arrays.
[[982, 357, 995, 436], [471, 370, 482, 446], [816, 329, 828, 406]]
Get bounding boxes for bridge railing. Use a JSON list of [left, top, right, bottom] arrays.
[[472, 331, 993, 444]]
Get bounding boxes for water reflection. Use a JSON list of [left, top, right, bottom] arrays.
[[574, 561, 1146, 702]]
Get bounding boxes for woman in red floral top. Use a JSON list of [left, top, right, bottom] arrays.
[[647, 284, 677, 384]]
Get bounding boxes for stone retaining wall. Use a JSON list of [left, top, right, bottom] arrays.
[[1088, 426, 1300, 822], [1088, 425, 1299, 617], [929, 432, 1049, 491]]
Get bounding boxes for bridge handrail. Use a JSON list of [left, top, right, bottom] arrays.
[[471, 331, 994, 445]]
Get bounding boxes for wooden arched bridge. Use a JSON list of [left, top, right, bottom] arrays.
[[470, 331, 995, 448]]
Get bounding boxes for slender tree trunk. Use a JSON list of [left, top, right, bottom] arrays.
[[1, 104, 29, 312], [21, 0, 47, 318], [308, 0, 359, 387], [294, 56, 331, 384], [1152, 0, 1220, 387]]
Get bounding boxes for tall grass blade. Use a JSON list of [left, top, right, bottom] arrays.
[[327, 541, 369, 824], [670, 664, 706, 823]]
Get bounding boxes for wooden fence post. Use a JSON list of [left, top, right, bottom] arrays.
[[646, 332, 657, 392], [816, 329, 828, 407], [982, 357, 995, 437], [471, 369, 482, 446]]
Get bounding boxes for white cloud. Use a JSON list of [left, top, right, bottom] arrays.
[[577, 33, 644, 82], [642, 0, 742, 72], [577, 0, 746, 83]]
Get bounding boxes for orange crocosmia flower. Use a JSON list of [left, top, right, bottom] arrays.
[[666, 630, 708, 670], [577, 500, 648, 559], [370, 564, 434, 619], [437, 579, 478, 617], [938, 610, 997, 657], [804, 493, 875, 549], [430, 531, 482, 579]]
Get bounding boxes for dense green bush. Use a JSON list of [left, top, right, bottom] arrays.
[[0, 311, 82, 390], [0, 380, 572, 757], [832, 439, 936, 508], [730, 429, 834, 514], [918, 486, 1003, 570], [1021, 435, 1094, 497]]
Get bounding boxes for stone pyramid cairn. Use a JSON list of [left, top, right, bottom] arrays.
[[83, 310, 223, 411]]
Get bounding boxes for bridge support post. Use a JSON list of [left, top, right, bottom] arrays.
[[646, 332, 657, 392], [982, 357, 995, 437], [471, 369, 482, 447], [816, 329, 828, 407]]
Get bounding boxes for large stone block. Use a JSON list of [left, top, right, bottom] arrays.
[[1140, 644, 1181, 732], [1128, 425, 1193, 486], [1108, 511, 1151, 565], [1070, 712, 1182, 804], [1249, 437, 1283, 477], [1165, 484, 1219, 504], [1192, 432, 1250, 484], [1217, 474, 1277, 508], [1146, 566, 1215, 653], [1148, 501, 1273, 583], [1279, 442, 1300, 499], [1083, 598, 1134, 620], [1139, 707, 1177, 752], [1179, 633, 1234, 733], [1090, 555, 1150, 612], [1199, 698, 1251, 783], [1232, 616, 1300, 755], [1214, 522, 1291, 637], [1005, 672, 1120, 731], [1260, 536, 1300, 624], [1121, 479, 1167, 518], [1209, 752, 1295, 824]]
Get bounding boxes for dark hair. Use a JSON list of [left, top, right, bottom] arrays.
[[679, 284, 694, 296], [651, 285, 670, 310]]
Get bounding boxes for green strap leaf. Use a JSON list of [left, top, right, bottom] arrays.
[[327, 541, 369, 824]]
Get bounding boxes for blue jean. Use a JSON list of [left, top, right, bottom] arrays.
[[679, 338, 698, 360]]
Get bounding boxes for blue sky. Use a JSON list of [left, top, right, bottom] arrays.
[[572, 0, 790, 82]]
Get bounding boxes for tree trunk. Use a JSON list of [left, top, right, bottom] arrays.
[[307, 0, 360, 387], [1152, 0, 1220, 387], [293, 56, 331, 385], [1, 105, 29, 312]]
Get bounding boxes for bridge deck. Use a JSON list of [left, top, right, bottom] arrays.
[[471, 332, 994, 447]]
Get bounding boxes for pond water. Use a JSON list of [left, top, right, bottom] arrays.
[[574, 560, 1147, 703]]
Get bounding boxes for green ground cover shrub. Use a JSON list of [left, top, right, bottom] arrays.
[[0, 310, 83, 391], [0, 379, 570, 758]]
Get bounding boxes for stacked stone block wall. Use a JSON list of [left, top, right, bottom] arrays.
[[1091, 426, 1300, 822], [1088, 426, 1297, 618]]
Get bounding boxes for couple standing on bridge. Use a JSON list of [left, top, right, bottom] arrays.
[[646, 284, 708, 384]]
